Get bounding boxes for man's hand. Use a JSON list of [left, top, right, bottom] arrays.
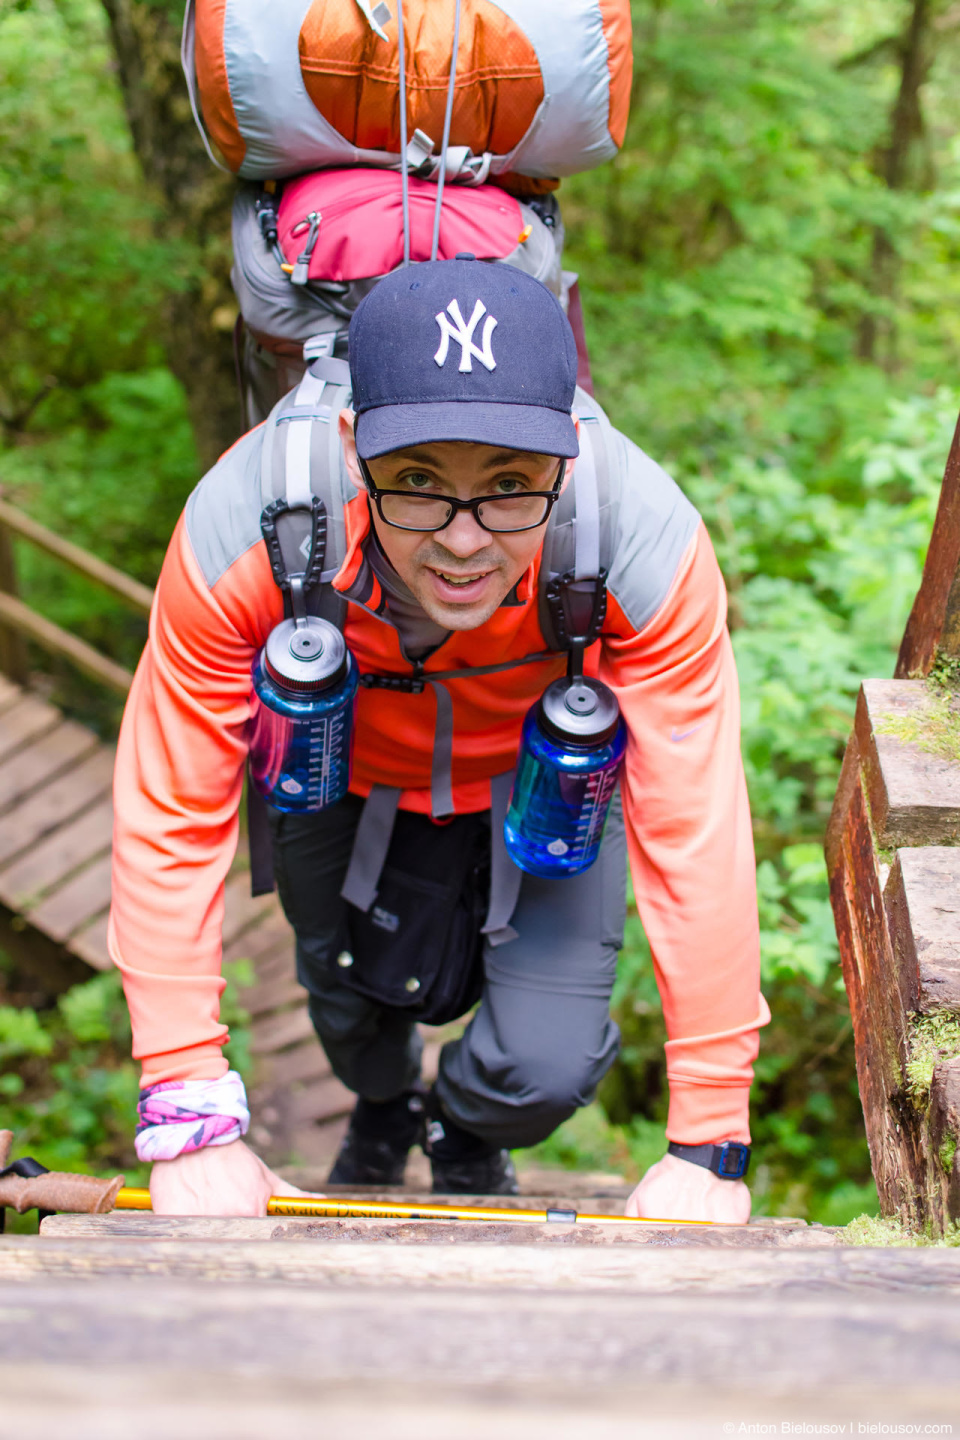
[[625, 1152, 751, 1225], [150, 1138, 320, 1217]]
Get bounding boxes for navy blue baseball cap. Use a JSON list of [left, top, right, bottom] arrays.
[[348, 256, 579, 461]]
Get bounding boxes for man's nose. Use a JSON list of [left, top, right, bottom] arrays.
[[437, 508, 491, 557]]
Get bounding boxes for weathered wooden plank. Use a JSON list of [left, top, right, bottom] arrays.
[[826, 739, 921, 1219], [0, 746, 114, 865], [0, 674, 23, 712], [0, 693, 61, 763], [222, 873, 276, 948], [68, 909, 112, 972], [930, 1056, 960, 1220], [27, 850, 112, 942], [857, 679, 960, 846], [10, 1273, 960, 1411], [28, 1221, 838, 1254], [31, 1236, 958, 1297], [241, 975, 305, 1017], [251, 1005, 316, 1055], [255, 1039, 331, 1089], [0, 795, 112, 910], [247, 943, 298, 983], [285, 1074, 354, 1126], [223, 907, 293, 966], [885, 847, 960, 1013], [897, 411, 960, 676], [0, 719, 97, 815]]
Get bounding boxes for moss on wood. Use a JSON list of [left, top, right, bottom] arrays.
[[904, 1012, 960, 1108]]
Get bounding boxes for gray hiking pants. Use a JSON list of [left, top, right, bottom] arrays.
[[269, 795, 625, 1149]]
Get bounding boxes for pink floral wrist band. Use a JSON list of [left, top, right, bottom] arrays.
[[135, 1070, 250, 1163]]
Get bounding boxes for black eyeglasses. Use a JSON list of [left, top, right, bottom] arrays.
[[359, 457, 566, 534]]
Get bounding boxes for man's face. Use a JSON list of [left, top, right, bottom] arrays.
[[339, 410, 575, 630]]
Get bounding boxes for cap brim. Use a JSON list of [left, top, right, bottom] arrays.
[[354, 401, 579, 460]]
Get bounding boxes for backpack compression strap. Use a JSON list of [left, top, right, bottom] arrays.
[[258, 355, 352, 628], [248, 355, 352, 895]]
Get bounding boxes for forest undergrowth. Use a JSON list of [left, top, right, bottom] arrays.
[[3, 0, 960, 1223]]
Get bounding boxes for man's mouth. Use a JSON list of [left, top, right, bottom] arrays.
[[426, 567, 496, 602], [438, 571, 480, 587]]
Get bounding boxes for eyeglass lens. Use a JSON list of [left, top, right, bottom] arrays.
[[378, 492, 554, 532]]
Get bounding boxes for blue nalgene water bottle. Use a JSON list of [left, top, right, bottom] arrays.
[[249, 615, 358, 813], [504, 676, 627, 878]]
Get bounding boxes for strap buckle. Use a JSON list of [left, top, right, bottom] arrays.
[[260, 496, 327, 595], [545, 568, 608, 677]]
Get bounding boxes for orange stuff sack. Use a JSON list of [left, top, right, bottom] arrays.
[[187, 0, 632, 188]]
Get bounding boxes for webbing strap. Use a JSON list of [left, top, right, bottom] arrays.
[[340, 785, 402, 912], [482, 769, 523, 946], [284, 373, 325, 509], [180, 0, 231, 175], [428, 681, 455, 817], [574, 419, 601, 582], [431, 0, 463, 261]]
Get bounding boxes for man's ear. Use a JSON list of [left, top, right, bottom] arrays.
[[560, 412, 580, 493], [338, 408, 366, 494]]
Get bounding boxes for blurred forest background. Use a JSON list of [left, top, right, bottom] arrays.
[[2, 0, 959, 1221]]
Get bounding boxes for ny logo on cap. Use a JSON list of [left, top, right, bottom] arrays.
[[434, 299, 498, 373]]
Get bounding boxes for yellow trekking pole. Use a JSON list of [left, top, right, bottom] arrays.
[[113, 1186, 717, 1226], [0, 1134, 721, 1227]]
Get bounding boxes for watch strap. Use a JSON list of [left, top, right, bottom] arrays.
[[667, 1140, 751, 1180]]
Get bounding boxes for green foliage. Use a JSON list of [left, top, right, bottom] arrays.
[[0, 959, 253, 1210], [0, 968, 140, 1177], [905, 1013, 960, 1109], [0, 0, 188, 436], [524, 1102, 668, 1185], [0, 1005, 53, 1062]]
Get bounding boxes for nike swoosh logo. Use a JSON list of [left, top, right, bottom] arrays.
[[670, 722, 707, 743]]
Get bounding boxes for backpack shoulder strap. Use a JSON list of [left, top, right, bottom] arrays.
[[537, 389, 615, 658], [259, 356, 352, 628]]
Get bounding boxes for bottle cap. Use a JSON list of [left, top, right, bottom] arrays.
[[537, 676, 620, 747], [263, 617, 348, 693]]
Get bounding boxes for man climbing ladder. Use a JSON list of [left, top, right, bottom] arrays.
[[109, 257, 768, 1221]]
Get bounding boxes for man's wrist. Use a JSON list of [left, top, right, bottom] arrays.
[[667, 1140, 751, 1180], [135, 1070, 250, 1163]]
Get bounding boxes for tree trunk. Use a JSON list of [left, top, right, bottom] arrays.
[[858, 0, 937, 367], [98, 0, 242, 471]]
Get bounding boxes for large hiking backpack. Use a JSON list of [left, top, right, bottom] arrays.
[[185, 0, 632, 189], [231, 166, 591, 426]]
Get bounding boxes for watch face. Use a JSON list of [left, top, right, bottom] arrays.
[[718, 1144, 748, 1177]]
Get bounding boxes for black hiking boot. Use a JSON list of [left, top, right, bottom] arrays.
[[327, 1087, 426, 1187], [423, 1093, 519, 1196]]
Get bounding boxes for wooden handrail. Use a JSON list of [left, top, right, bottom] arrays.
[[0, 497, 154, 617], [0, 591, 134, 695]]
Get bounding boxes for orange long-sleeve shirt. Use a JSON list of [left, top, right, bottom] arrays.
[[109, 414, 767, 1143]]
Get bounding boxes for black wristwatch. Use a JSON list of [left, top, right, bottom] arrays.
[[668, 1140, 751, 1180]]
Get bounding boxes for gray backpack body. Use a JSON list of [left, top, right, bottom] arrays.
[[231, 183, 572, 430]]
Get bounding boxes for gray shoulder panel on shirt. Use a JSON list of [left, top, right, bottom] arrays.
[[603, 425, 701, 634], [182, 405, 700, 635], [184, 427, 266, 589]]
